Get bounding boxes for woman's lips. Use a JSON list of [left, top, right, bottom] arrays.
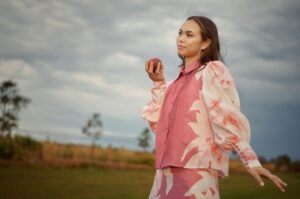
[[177, 44, 186, 49]]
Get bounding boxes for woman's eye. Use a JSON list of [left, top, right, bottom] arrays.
[[187, 34, 193, 37]]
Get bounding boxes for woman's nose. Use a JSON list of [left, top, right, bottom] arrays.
[[177, 35, 184, 42]]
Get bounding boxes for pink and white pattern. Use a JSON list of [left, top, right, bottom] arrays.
[[149, 167, 220, 199], [142, 60, 262, 178]]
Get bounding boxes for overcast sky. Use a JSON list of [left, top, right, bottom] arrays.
[[0, 0, 299, 160]]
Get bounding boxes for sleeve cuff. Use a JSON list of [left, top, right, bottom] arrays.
[[234, 140, 262, 170], [247, 159, 262, 168], [153, 79, 166, 86]]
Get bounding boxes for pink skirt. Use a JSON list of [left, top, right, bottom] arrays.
[[148, 166, 220, 199]]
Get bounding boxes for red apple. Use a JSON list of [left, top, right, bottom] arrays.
[[148, 58, 162, 73]]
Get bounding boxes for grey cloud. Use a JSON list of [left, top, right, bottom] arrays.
[[0, 0, 299, 160]]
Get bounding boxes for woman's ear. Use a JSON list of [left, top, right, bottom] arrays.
[[202, 39, 211, 50]]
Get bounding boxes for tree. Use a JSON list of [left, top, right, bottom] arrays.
[[138, 127, 151, 152], [258, 155, 267, 164], [82, 112, 103, 160], [0, 80, 30, 138], [270, 154, 291, 171]]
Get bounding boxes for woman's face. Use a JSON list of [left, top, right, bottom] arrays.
[[176, 20, 207, 59]]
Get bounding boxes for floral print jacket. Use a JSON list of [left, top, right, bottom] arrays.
[[141, 60, 262, 178]]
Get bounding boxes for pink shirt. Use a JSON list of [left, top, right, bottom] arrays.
[[142, 59, 262, 178]]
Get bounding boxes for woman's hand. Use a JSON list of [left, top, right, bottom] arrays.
[[248, 166, 288, 192], [145, 60, 165, 82]]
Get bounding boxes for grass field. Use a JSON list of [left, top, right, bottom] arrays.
[[0, 165, 299, 199]]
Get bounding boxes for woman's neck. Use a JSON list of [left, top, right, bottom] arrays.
[[184, 56, 199, 68]]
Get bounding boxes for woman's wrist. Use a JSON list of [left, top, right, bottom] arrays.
[[152, 79, 166, 85]]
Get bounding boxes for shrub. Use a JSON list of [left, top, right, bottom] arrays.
[[0, 134, 43, 160], [14, 134, 42, 151], [0, 136, 14, 159]]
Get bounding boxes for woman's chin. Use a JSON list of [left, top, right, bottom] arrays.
[[177, 52, 185, 57], [178, 54, 185, 58]]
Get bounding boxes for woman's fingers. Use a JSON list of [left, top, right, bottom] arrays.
[[145, 60, 164, 74], [149, 61, 154, 73], [276, 175, 288, 187], [145, 60, 165, 82], [259, 168, 287, 192], [157, 62, 161, 73], [145, 61, 149, 71], [269, 174, 286, 192], [251, 169, 265, 186], [160, 63, 164, 73], [157, 62, 164, 74], [271, 174, 287, 192], [275, 175, 287, 192]]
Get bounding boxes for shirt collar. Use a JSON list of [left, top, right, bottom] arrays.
[[179, 59, 202, 75]]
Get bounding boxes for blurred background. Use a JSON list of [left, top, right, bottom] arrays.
[[0, 0, 299, 198]]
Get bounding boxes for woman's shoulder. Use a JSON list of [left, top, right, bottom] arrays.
[[203, 60, 235, 88], [203, 61, 240, 108], [206, 60, 231, 75], [206, 60, 233, 81]]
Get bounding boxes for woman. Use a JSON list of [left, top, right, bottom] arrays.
[[142, 16, 287, 198]]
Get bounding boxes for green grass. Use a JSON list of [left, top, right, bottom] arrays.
[[219, 172, 299, 199], [0, 165, 299, 199]]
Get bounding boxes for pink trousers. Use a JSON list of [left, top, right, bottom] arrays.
[[149, 167, 220, 199]]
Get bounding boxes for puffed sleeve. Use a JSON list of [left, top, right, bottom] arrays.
[[141, 79, 171, 134], [202, 60, 262, 171]]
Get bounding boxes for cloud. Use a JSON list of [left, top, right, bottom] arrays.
[[0, 0, 299, 159]]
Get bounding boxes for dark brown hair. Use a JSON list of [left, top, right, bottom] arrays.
[[178, 16, 224, 66]]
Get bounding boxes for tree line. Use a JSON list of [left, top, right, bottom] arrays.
[[0, 80, 151, 155]]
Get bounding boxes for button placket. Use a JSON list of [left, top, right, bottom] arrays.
[[158, 72, 187, 168]]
